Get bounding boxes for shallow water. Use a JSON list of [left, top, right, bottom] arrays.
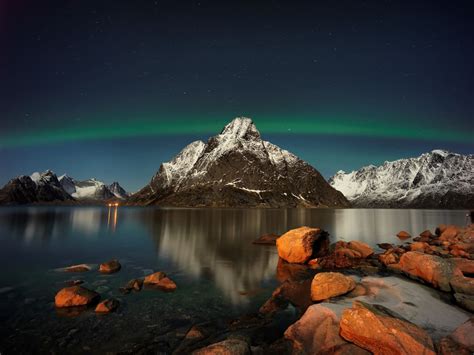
[[0, 206, 469, 353]]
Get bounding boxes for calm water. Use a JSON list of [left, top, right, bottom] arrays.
[[0, 206, 469, 353]]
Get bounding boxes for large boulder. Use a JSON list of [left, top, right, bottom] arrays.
[[143, 271, 177, 291], [392, 251, 462, 291], [438, 317, 474, 355], [340, 300, 436, 355], [55, 286, 100, 308], [276, 227, 329, 264], [99, 259, 121, 274], [311, 272, 356, 301], [193, 338, 251, 355], [284, 304, 369, 354]]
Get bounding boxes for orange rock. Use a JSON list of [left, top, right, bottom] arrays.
[[95, 298, 119, 313], [410, 241, 430, 252], [185, 325, 207, 340], [396, 251, 462, 291], [99, 259, 121, 274], [284, 304, 370, 355], [276, 226, 329, 264], [310, 272, 356, 301], [64, 264, 91, 272], [440, 225, 459, 241], [55, 286, 100, 308], [144, 271, 177, 291], [397, 231, 411, 240], [193, 338, 250, 355], [347, 241, 374, 258], [452, 258, 474, 274], [340, 300, 436, 355]]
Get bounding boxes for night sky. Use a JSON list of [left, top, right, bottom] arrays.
[[1, 0, 473, 192]]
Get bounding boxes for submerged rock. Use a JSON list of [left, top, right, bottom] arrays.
[[276, 227, 329, 264], [55, 286, 100, 308], [252, 233, 280, 245], [284, 304, 370, 354], [95, 298, 119, 313], [63, 264, 91, 272], [120, 278, 144, 294], [99, 259, 121, 274], [310, 272, 356, 301], [143, 271, 177, 291], [193, 338, 251, 355], [340, 300, 436, 355]]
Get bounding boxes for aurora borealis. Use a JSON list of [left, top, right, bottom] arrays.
[[1, 1, 473, 191]]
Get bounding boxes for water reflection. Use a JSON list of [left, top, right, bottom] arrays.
[[0, 207, 468, 305]]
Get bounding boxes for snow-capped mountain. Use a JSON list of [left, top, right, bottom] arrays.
[[58, 175, 129, 200], [128, 117, 349, 207], [0, 170, 73, 204], [0, 170, 129, 205], [329, 150, 474, 208]]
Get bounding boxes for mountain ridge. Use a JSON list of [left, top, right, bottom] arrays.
[[329, 149, 474, 208]]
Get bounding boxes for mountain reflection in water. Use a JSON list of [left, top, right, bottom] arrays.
[[0, 207, 468, 305]]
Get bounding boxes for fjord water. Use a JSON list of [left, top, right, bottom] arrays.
[[0, 206, 469, 352]]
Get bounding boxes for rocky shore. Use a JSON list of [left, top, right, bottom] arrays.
[[186, 224, 473, 354]]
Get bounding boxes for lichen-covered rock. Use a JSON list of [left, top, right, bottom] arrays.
[[276, 227, 329, 264], [284, 304, 369, 355], [310, 272, 356, 301], [55, 286, 100, 308], [340, 300, 436, 355]]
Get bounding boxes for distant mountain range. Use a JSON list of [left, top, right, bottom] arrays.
[[0, 118, 472, 208], [128, 117, 349, 207], [329, 150, 474, 208], [0, 170, 128, 205]]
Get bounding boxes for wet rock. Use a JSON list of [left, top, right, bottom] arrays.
[[450, 275, 474, 295], [439, 225, 459, 241], [438, 317, 474, 355], [392, 251, 462, 291], [65, 280, 84, 286], [260, 279, 313, 315], [420, 230, 434, 239], [276, 258, 314, 282], [144, 271, 177, 291], [99, 259, 121, 274], [340, 300, 436, 355], [95, 298, 119, 313], [397, 231, 411, 240], [185, 325, 207, 340], [193, 338, 251, 355], [346, 241, 374, 258], [55, 286, 100, 308], [310, 272, 356, 301], [410, 241, 430, 252], [284, 304, 369, 355], [276, 226, 329, 264], [377, 243, 394, 250], [63, 264, 91, 272], [120, 278, 144, 294], [378, 249, 400, 266], [252, 233, 279, 245]]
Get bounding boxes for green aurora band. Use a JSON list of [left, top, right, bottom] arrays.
[[1, 116, 472, 148]]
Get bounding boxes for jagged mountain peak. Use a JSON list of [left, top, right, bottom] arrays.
[[129, 117, 349, 207], [219, 117, 260, 140]]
